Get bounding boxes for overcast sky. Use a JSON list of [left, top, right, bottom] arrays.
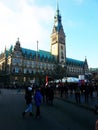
[[0, 0, 98, 68]]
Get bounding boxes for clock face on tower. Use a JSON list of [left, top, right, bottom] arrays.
[[51, 44, 58, 56]]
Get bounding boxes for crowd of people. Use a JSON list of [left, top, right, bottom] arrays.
[[55, 82, 98, 104], [21, 81, 98, 118]]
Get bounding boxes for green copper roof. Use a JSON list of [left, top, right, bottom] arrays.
[[66, 57, 84, 66], [0, 44, 85, 65], [21, 48, 55, 62], [22, 48, 36, 56], [39, 50, 53, 58]]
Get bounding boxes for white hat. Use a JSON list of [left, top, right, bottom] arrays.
[[28, 87, 32, 91]]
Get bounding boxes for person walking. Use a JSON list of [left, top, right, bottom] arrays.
[[84, 83, 90, 104], [40, 84, 46, 103], [48, 85, 54, 105], [22, 84, 33, 117], [75, 84, 81, 103], [34, 88, 42, 119]]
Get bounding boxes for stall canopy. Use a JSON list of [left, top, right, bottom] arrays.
[[55, 77, 79, 83]]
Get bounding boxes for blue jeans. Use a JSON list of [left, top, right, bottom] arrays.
[[25, 103, 32, 113]]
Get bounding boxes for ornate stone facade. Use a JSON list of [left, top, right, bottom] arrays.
[[0, 5, 89, 86]]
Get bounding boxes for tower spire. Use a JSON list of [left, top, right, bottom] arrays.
[[56, 0, 59, 12], [53, 0, 62, 33], [56, 0, 60, 17]]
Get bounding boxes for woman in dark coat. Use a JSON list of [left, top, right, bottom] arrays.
[[22, 85, 33, 117]]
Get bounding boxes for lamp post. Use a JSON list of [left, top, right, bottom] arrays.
[[35, 41, 39, 86], [63, 63, 67, 84], [36, 40, 38, 71], [65, 65, 67, 84]]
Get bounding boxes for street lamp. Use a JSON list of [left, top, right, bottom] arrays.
[[36, 40, 38, 71], [35, 41, 39, 86], [63, 63, 67, 84]]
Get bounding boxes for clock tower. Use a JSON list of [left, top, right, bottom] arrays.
[[50, 4, 66, 64]]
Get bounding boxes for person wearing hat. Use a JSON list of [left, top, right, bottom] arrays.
[[22, 84, 33, 117]]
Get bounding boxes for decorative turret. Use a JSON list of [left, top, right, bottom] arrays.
[[16, 38, 20, 46], [14, 38, 21, 51], [84, 56, 87, 64], [84, 56, 89, 74]]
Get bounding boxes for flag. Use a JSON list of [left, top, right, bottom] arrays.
[[46, 75, 48, 86]]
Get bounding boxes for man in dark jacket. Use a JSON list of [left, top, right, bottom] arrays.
[[22, 85, 33, 117]]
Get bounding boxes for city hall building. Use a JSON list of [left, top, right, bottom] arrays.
[[0, 5, 88, 86]]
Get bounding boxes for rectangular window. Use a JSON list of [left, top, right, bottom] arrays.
[[15, 67, 19, 73]]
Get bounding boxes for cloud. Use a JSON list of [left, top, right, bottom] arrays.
[[0, 0, 54, 52]]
